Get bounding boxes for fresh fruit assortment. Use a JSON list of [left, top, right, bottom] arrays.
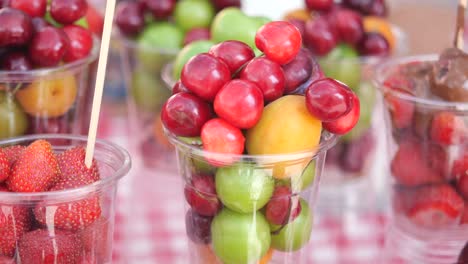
[[380, 51, 468, 230], [282, 0, 395, 179], [0, 0, 100, 140], [0, 138, 115, 263], [114, 2, 274, 169], [162, 21, 360, 263]]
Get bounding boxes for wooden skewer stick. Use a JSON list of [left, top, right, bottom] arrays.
[[85, 0, 117, 168], [454, 0, 467, 49]]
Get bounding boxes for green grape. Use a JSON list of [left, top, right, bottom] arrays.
[[216, 162, 274, 213], [174, 0, 215, 32], [211, 208, 271, 264], [320, 44, 361, 91], [342, 81, 376, 142]]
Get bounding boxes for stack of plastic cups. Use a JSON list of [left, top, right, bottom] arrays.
[[376, 55, 468, 264]]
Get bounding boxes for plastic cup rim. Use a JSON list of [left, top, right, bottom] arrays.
[[164, 126, 339, 162], [0, 36, 100, 81], [0, 134, 131, 203], [374, 54, 468, 112]]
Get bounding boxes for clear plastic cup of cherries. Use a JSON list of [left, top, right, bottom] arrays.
[[162, 20, 361, 264], [0, 0, 99, 140], [284, 0, 408, 207], [114, 0, 242, 171]]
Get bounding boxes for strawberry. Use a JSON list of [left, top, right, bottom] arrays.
[[0, 185, 7, 192], [1, 145, 25, 168], [453, 151, 468, 179], [430, 112, 466, 145], [6, 140, 60, 192], [398, 184, 465, 228], [34, 175, 101, 231], [0, 150, 8, 183], [461, 204, 468, 224], [457, 173, 468, 200], [55, 146, 100, 189], [384, 88, 415, 129], [0, 204, 31, 257], [17, 229, 83, 264], [80, 217, 110, 263], [0, 256, 13, 263], [391, 140, 443, 186]]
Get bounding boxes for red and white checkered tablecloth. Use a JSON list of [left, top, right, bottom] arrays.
[[99, 113, 390, 264], [109, 166, 389, 264]]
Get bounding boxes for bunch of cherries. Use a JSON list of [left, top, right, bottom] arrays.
[[162, 20, 359, 158], [291, 0, 391, 57], [0, 0, 94, 70]]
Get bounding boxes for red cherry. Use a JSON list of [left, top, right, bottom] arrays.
[[214, 79, 264, 129], [2, 51, 32, 71], [0, 7, 33, 47], [305, 0, 333, 11], [161, 92, 213, 137], [240, 57, 285, 102], [209, 40, 255, 74], [28, 26, 70, 67], [50, 0, 88, 24], [303, 16, 337, 56], [184, 175, 221, 217], [323, 92, 360, 135], [10, 0, 47, 17], [62, 25, 93, 62], [255, 21, 302, 65], [305, 78, 355, 122], [287, 18, 305, 38], [145, 0, 176, 19], [327, 8, 364, 45], [115, 1, 145, 36], [282, 48, 314, 94], [181, 53, 231, 102], [358, 32, 390, 56], [201, 118, 245, 156], [211, 0, 240, 10], [265, 186, 301, 225], [183, 27, 211, 46]]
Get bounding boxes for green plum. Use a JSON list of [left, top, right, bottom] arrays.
[[0, 93, 28, 139], [320, 44, 361, 90], [216, 162, 274, 213], [270, 198, 313, 252], [278, 160, 316, 191], [342, 81, 376, 141], [137, 22, 183, 73], [211, 208, 271, 264], [211, 7, 262, 50], [174, 0, 215, 32], [172, 40, 214, 80], [131, 70, 171, 112]]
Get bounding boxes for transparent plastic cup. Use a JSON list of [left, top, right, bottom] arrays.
[[316, 25, 408, 210], [0, 134, 131, 263], [0, 39, 99, 140], [375, 55, 468, 264], [165, 128, 338, 264], [118, 33, 178, 171]]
